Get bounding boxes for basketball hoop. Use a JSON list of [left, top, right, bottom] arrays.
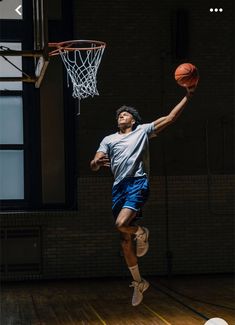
[[0, 39, 106, 115], [48, 40, 106, 101]]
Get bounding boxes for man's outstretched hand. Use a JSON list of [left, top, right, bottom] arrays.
[[186, 83, 197, 96], [94, 155, 110, 168], [91, 154, 110, 171]]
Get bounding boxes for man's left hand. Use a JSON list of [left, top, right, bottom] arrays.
[[186, 83, 197, 96]]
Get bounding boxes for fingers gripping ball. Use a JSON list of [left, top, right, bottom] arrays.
[[174, 63, 199, 88]]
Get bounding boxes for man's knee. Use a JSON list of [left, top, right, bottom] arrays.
[[115, 208, 137, 231], [115, 219, 127, 232]]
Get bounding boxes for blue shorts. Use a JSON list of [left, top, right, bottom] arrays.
[[112, 176, 150, 220]]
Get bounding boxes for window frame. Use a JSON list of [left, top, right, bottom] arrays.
[[0, 91, 26, 208], [0, 0, 76, 211], [0, 0, 42, 211]]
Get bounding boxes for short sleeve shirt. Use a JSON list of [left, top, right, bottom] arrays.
[[97, 123, 155, 186]]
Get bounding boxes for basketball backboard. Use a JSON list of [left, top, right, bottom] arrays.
[[33, 0, 49, 88]]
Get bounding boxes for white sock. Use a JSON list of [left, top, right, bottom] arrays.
[[135, 226, 144, 236], [128, 265, 142, 283]]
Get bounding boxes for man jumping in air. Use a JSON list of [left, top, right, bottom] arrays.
[[90, 86, 196, 306]]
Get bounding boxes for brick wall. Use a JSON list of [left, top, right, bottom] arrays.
[[73, 0, 234, 175], [1, 175, 234, 280]]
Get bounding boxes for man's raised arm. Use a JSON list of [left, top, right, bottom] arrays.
[[153, 86, 196, 134]]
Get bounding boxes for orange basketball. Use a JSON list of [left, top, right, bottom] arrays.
[[174, 63, 199, 87]]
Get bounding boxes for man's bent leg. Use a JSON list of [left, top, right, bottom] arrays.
[[115, 208, 138, 234], [120, 232, 137, 267], [115, 208, 150, 257]]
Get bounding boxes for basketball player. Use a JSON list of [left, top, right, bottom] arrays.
[[90, 85, 196, 306]]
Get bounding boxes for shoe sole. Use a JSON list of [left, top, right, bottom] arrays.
[[136, 228, 149, 257]]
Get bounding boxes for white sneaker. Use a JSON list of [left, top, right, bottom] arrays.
[[135, 227, 149, 257], [129, 278, 149, 306]]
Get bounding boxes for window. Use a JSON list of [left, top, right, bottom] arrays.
[[0, 42, 22, 91], [0, 95, 24, 200], [0, 41, 24, 203], [0, 0, 76, 210], [0, 96, 23, 144], [0, 3, 43, 210]]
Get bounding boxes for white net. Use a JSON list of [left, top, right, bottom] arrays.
[[59, 43, 105, 100]]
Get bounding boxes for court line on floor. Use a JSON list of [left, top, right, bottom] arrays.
[[158, 280, 235, 310], [87, 302, 107, 325], [142, 303, 172, 325], [30, 294, 44, 325], [149, 280, 210, 322]]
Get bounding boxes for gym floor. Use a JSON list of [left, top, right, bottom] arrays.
[[1, 274, 234, 325]]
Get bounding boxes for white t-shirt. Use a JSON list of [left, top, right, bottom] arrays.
[[97, 123, 155, 186]]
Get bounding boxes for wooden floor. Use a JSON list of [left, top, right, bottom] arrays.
[[1, 274, 234, 325]]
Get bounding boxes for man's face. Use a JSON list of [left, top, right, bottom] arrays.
[[117, 111, 135, 128]]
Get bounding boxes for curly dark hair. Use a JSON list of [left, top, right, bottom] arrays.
[[116, 105, 142, 125]]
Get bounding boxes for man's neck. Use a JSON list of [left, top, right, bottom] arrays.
[[119, 126, 133, 134]]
